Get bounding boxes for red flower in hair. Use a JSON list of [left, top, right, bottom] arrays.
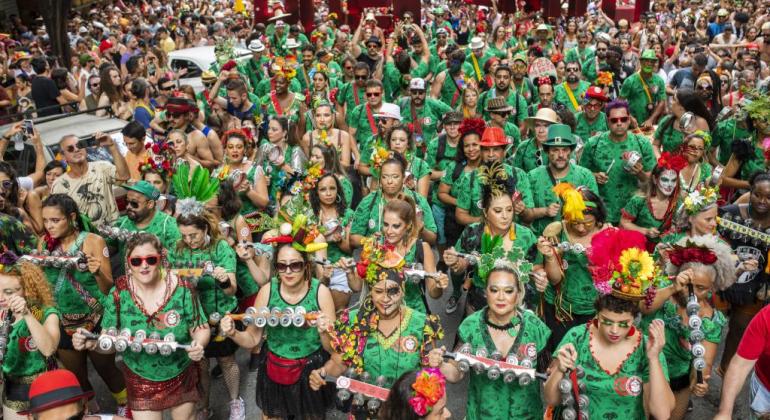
[[221, 60, 238, 71], [669, 246, 718, 266], [537, 76, 553, 86], [657, 152, 687, 173], [550, 53, 563, 64], [458, 118, 486, 139]]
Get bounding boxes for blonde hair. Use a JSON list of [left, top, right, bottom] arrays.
[[2, 262, 55, 308]]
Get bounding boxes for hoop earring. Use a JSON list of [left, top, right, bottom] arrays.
[[336, 194, 342, 203], [627, 325, 636, 337]]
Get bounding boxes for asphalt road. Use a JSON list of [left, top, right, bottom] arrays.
[[87, 283, 752, 419]]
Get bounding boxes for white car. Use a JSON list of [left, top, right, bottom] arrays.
[[168, 46, 251, 92]]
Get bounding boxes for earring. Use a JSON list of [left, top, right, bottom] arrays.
[[627, 326, 636, 337], [592, 318, 598, 328], [336, 194, 342, 203]]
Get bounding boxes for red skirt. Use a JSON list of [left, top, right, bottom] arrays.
[[123, 362, 201, 411]]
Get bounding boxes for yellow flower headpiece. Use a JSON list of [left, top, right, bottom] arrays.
[[682, 186, 719, 216], [552, 183, 587, 222], [596, 71, 613, 86]]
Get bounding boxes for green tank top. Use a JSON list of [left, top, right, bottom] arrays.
[[3, 306, 59, 378], [265, 277, 323, 359], [43, 232, 105, 318], [403, 241, 428, 314]]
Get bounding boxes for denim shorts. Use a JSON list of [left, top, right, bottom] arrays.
[[750, 371, 770, 419]]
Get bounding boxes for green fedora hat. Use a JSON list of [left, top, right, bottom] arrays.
[[543, 124, 576, 148]]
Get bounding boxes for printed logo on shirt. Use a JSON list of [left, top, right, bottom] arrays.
[[156, 310, 180, 329], [19, 337, 37, 352], [613, 376, 643, 397], [399, 336, 419, 353]]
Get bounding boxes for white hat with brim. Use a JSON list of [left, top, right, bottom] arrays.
[[535, 24, 553, 38], [285, 38, 301, 49], [248, 40, 265, 52], [374, 103, 402, 121], [469, 37, 485, 50], [526, 107, 560, 127], [269, 12, 292, 22]]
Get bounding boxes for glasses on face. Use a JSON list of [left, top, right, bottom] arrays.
[[129, 255, 160, 267], [513, 63, 527, 70], [566, 67, 580, 73], [569, 219, 596, 228], [410, 90, 426, 96], [596, 48, 607, 52], [609, 116, 629, 124], [167, 112, 183, 119], [63, 142, 83, 153], [355, 75, 368, 80], [275, 261, 305, 273], [585, 102, 602, 110], [366, 91, 381, 98], [160, 85, 175, 91], [367, 44, 379, 49], [696, 85, 712, 90], [493, 111, 510, 117], [126, 199, 144, 209], [344, 66, 354, 70], [598, 317, 632, 329]]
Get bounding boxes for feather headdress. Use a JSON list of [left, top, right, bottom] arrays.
[[171, 163, 220, 217]]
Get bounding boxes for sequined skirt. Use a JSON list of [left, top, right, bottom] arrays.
[[123, 362, 201, 411]]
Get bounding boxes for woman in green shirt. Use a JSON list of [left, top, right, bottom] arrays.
[[211, 130, 269, 217], [0, 255, 60, 416], [309, 144, 354, 205], [261, 116, 307, 203], [74, 233, 209, 419], [40, 194, 127, 410], [641, 235, 736, 420], [309, 172, 355, 310], [386, 125, 431, 199], [678, 132, 713, 195], [221, 240, 337, 420], [652, 89, 712, 157], [545, 232, 675, 420], [443, 256, 550, 420], [307, 245, 447, 400], [168, 207, 241, 418]]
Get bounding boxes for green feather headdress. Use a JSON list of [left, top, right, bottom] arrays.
[[172, 163, 220, 217], [477, 232, 533, 281]]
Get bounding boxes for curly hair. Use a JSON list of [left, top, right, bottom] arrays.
[[664, 234, 738, 291], [2, 262, 55, 308]]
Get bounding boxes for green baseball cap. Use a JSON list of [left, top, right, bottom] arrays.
[[123, 181, 160, 201], [543, 124, 576, 148], [640, 49, 657, 61]]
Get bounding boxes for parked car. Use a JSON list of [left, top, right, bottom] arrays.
[[169, 46, 250, 92]]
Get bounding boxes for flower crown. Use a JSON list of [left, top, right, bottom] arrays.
[[681, 186, 719, 216], [476, 233, 533, 281], [687, 130, 712, 150], [668, 241, 718, 266], [370, 146, 392, 174], [458, 118, 486, 139], [272, 56, 297, 80], [302, 163, 325, 196], [409, 368, 446, 416], [587, 228, 660, 304], [596, 71, 613, 86], [356, 237, 405, 287], [308, 63, 328, 80], [657, 151, 687, 173]]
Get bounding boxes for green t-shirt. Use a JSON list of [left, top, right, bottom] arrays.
[[350, 190, 437, 237], [454, 223, 537, 289], [167, 240, 237, 317], [542, 228, 599, 315], [456, 164, 534, 217], [114, 211, 181, 264], [3, 306, 59, 378], [621, 194, 670, 233], [554, 81, 590, 114], [339, 82, 366, 121], [336, 307, 442, 387], [565, 47, 595, 66], [555, 324, 669, 420], [713, 118, 752, 165], [526, 164, 599, 236], [325, 208, 355, 263], [512, 138, 547, 174], [348, 103, 381, 146], [437, 70, 467, 108], [458, 309, 551, 420], [101, 281, 206, 381], [653, 115, 686, 153], [579, 132, 656, 223], [642, 300, 725, 379], [574, 112, 608, 142], [620, 72, 667, 124], [265, 278, 323, 359], [396, 98, 453, 148], [477, 89, 529, 126]]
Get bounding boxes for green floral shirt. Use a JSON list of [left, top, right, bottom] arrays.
[[554, 81, 591, 114], [555, 324, 669, 420], [574, 112, 608, 142], [542, 229, 599, 316], [579, 132, 656, 223], [101, 281, 206, 381], [3, 306, 59, 378], [339, 82, 366, 121], [621, 195, 667, 231], [167, 240, 237, 317], [653, 115, 686, 153], [350, 190, 437, 237], [265, 278, 323, 359], [620, 72, 667, 124], [641, 300, 726, 379], [512, 139, 548, 174], [457, 309, 551, 420], [526, 164, 599, 236], [713, 118, 752, 165], [114, 210, 181, 264], [396, 98, 453, 149]]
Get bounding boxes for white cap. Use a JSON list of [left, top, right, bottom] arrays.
[[366, 12, 376, 21], [285, 38, 300, 49], [78, 26, 88, 34], [374, 103, 402, 121], [248, 40, 265, 52], [717, 8, 729, 16], [469, 37, 484, 50], [409, 78, 426, 90], [275, 20, 286, 27]]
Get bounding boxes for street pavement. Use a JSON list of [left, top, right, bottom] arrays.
[[87, 283, 751, 419]]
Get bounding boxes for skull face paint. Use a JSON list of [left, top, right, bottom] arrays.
[[657, 169, 678, 197]]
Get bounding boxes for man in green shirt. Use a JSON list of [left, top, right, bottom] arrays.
[[554, 61, 590, 114], [465, 37, 494, 88], [579, 100, 656, 223], [565, 30, 595, 66], [511, 53, 538, 106], [477, 65, 529, 127], [397, 78, 453, 156], [114, 181, 181, 265], [238, 40, 269, 93], [348, 80, 387, 164], [574, 86, 610, 141], [525, 124, 599, 235], [340, 62, 369, 124], [512, 107, 560, 173], [620, 49, 666, 129]]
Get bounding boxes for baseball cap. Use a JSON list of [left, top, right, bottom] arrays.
[[123, 181, 160, 201], [409, 78, 426, 90]]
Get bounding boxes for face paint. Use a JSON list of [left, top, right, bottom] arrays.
[[642, 65, 653, 73], [657, 169, 678, 197]]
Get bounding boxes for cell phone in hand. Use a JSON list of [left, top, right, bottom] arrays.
[[22, 119, 33, 136], [77, 135, 99, 149]]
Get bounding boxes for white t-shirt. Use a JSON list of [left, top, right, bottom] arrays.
[[51, 160, 119, 225]]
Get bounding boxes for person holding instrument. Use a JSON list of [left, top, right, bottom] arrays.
[[641, 235, 737, 419], [72, 233, 208, 420], [441, 243, 550, 420], [544, 228, 675, 419], [0, 251, 60, 419]]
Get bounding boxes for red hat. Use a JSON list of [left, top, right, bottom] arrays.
[[584, 86, 609, 102], [19, 369, 94, 415], [98, 39, 113, 54], [479, 126, 509, 147]]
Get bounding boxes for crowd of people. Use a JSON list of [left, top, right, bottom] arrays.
[[5, 0, 770, 419]]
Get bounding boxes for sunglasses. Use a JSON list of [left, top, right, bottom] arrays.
[[596, 48, 607, 52], [275, 261, 305, 273], [566, 68, 580, 73], [167, 112, 184, 119], [410, 90, 426, 95], [366, 92, 381, 97], [129, 255, 160, 267], [160, 85, 175, 90], [63, 141, 89, 153], [585, 103, 603, 110], [355, 75, 368, 80], [126, 200, 144, 209], [696, 85, 712, 90], [609, 116, 629, 124], [367, 44, 380, 49]]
